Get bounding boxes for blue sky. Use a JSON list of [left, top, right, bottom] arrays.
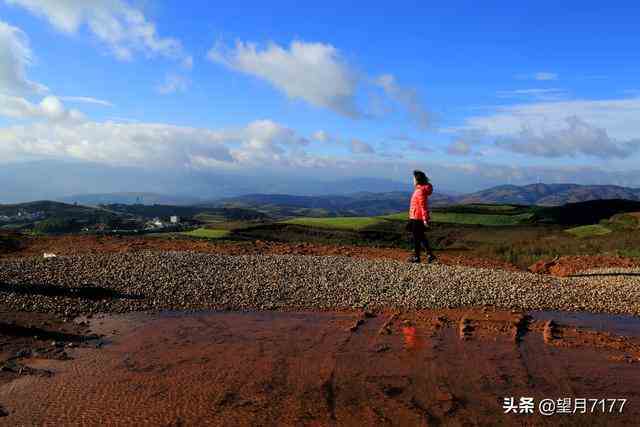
[[1, 0, 640, 196]]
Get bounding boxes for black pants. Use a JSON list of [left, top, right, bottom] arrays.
[[409, 219, 433, 258]]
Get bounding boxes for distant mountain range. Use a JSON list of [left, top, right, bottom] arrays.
[[458, 183, 640, 206], [1, 159, 639, 210], [209, 183, 640, 215], [42, 183, 640, 216], [205, 192, 456, 217], [59, 193, 204, 206], [55, 179, 415, 207]]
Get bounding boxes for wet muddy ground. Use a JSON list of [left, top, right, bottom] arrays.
[[1, 308, 639, 426]]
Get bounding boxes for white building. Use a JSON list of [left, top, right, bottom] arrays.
[[170, 216, 180, 224], [149, 218, 164, 228]]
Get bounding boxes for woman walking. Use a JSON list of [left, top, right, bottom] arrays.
[[407, 170, 436, 263]]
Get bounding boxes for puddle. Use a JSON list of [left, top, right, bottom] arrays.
[[531, 310, 640, 338], [0, 308, 638, 426]]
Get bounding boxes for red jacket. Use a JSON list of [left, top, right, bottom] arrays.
[[409, 183, 433, 221]]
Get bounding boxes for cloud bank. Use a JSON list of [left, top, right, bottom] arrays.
[[0, 119, 317, 170], [459, 97, 640, 159], [495, 116, 640, 159]]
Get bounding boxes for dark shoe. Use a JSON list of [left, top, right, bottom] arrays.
[[426, 254, 437, 264], [407, 255, 420, 263]]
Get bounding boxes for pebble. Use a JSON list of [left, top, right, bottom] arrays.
[[0, 252, 638, 316]]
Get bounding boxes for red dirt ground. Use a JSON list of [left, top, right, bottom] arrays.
[[528, 255, 640, 277], [1, 308, 639, 426], [1, 234, 522, 271]]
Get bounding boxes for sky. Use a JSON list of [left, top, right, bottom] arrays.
[[1, 0, 640, 197]]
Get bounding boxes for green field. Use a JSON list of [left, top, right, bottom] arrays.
[[281, 208, 534, 230], [459, 204, 522, 212], [282, 216, 384, 230], [380, 212, 408, 221], [181, 228, 230, 239], [565, 224, 612, 238], [193, 213, 228, 223], [430, 212, 534, 226], [383, 210, 533, 226]]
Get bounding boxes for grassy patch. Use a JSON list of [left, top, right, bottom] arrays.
[[458, 204, 522, 212], [381, 212, 408, 221], [430, 212, 534, 226], [618, 248, 640, 259], [383, 209, 533, 226], [282, 217, 384, 230], [181, 228, 230, 239], [194, 213, 228, 223], [607, 212, 640, 230], [565, 224, 612, 238]]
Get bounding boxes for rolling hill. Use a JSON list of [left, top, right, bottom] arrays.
[[104, 204, 268, 221], [0, 201, 115, 219], [0, 200, 270, 233], [0, 201, 120, 232], [458, 183, 640, 206], [207, 192, 457, 218]]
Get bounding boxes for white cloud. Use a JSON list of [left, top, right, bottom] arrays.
[[495, 116, 640, 159], [406, 141, 433, 153], [534, 72, 558, 81], [0, 20, 48, 95], [449, 96, 640, 159], [58, 96, 113, 107], [391, 135, 433, 153], [350, 139, 374, 154], [311, 130, 344, 144], [496, 88, 566, 101], [516, 72, 558, 81], [208, 39, 431, 128], [446, 140, 473, 156], [156, 73, 189, 94], [0, 21, 114, 121], [5, 0, 187, 62], [375, 74, 429, 129], [312, 130, 331, 142], [462, 97, 640, 141], [3, 117, 640, 191], [181, 56, 193, 70], [0, 119, 316, 169], [0, 94, 85, 122], [228, 120, 309, 166], [311, 130, 377, 155], [209, 40, 360, 118]]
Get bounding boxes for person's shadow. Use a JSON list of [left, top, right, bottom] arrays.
[[0, 282, 144, 300]]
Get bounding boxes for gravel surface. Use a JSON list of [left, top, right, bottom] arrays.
[[0, 252, 639, 316]]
